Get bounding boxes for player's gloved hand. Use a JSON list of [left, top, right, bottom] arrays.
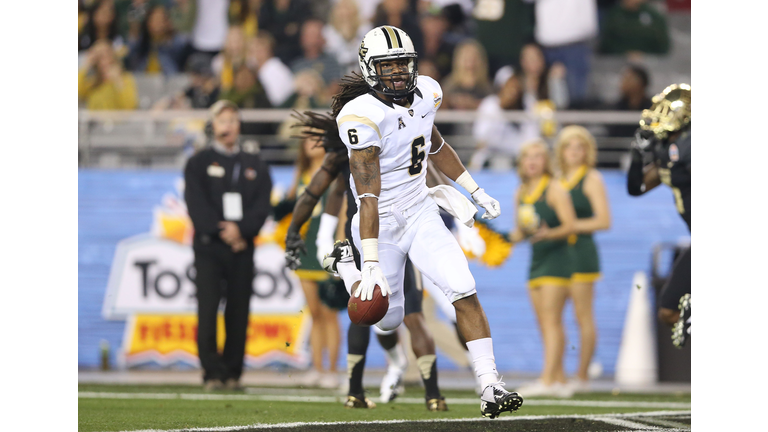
[[285, 230, 306, 270], [632, 128, 656, 152], [455, 221, 486, 257], [471, 188, 501, 220], [356, 261, 392, 301]]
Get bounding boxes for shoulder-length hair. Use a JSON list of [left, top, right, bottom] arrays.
[[446, 39, 490, 90], [554, 125, 597, 173], [516, 139, 554, 183]]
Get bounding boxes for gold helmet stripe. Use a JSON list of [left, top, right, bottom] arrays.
[[384, 26, 400, 49]]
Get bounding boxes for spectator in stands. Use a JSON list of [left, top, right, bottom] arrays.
[[599, 0, 671, 56], [212, 26, 248, 92], [153, 53, 221, 110], [228, 0, 261, 37], [280, 69, 328, 110], [420, 6, 456, 80], [191, 0, 229, 58], [219, 64, 272, 109], [79, 0, 125, 56], [531, 0, 598, 108], [247, 32, 295, 107], [605, 64, 653, 137], [79, 41, 139, 110], [323, 0, 372, 75], [277, 70, 328, 141], [79, 0, 89, 40], [290, 19, 342, 89], [469, 74, 540, 171], [442, 39, 492, 110], [126, 5, 187, 75], [259, 0, 311, 65], [372, 0, 424, 53], [473, 0, 534, 77], [169, 0, 197, 37], [115, 0, 153, 43], [519, 43, 569, 111]]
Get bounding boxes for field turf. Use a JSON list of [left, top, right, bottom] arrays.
[[78, 384, 690, 432]]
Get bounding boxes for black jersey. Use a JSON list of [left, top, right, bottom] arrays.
[[654, 128, 691, 230]]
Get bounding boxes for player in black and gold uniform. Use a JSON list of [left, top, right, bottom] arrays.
[[626, 83, 691, 348]]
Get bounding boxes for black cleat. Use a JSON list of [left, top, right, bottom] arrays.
[[480, 381, 523, 419], [672, 294, 691, 348], [322, 240, 354, 275], [426, 397, 448, 411], [343, 394, 376, 409]]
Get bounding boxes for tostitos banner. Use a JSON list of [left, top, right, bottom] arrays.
[[103, 180, 311, 370]]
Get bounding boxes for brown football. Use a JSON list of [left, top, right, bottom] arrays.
[[348, 284, 389, 326]]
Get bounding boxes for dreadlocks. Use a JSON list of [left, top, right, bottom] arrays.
[[331, 72, 371, 118], [290, 72, 371, 153]]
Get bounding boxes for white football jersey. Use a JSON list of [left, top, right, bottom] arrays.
[[338, 75, 444, 215]]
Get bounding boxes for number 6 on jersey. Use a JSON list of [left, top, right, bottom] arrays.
[[409, 136, 425, 176]]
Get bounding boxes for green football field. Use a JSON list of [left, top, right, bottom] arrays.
[[78, 383, 691, 432]]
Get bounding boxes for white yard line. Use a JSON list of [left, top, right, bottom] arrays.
[[78, 391, 690, 409], [636, 417, 691, 430], [115, 411, 692, 432], [590, 415, 664, 430]]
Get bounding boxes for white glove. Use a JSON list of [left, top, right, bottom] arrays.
[[471, 188, 501, 220], [455, 220, 486, 257], [355, 261, 392, 301], [315, 214, 339, 264]]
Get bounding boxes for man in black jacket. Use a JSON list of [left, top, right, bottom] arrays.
[[184, 100, 273, 390]]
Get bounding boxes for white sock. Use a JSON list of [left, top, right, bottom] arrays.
[[385, 342, 408, 371], [337, 261, 362, 295], [466, 338, 499, 388]]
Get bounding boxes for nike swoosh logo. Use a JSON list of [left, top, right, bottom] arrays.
[[421, 113, 429, 118]]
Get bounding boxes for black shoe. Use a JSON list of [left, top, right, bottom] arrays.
[[672, 294, 691, 348], [480, 381, 523, 419], [343, 394, 376, 409], [223, 378, 244, 391], [203, 379, 224, 392], [426, 397, 448, 411]]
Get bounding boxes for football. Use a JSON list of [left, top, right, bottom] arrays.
[[347, 284, 389, 326]]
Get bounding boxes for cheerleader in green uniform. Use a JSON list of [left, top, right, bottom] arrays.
[[288, 133, 342, 389], [510, 140, 577, 397], [555, 126, 611, 392]]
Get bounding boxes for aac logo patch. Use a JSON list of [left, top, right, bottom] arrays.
[[398, 117, 406, 130]]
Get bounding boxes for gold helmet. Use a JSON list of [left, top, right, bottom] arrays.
[[639, 83, 691, 140]]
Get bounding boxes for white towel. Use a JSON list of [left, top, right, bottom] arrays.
[[428, 185, 477, 228]]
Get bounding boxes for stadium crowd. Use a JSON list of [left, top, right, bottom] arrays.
[[78, 0, 683, 114]]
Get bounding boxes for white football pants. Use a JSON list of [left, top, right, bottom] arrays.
[[352, 197, 476, 331]]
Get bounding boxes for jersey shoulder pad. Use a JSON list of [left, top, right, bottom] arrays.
[[337, 95, 387, 150]]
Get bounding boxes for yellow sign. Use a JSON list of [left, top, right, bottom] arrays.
[[124, 312, 310, 367]]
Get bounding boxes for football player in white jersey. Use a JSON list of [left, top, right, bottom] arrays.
[[324, 25, 523, 419]]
